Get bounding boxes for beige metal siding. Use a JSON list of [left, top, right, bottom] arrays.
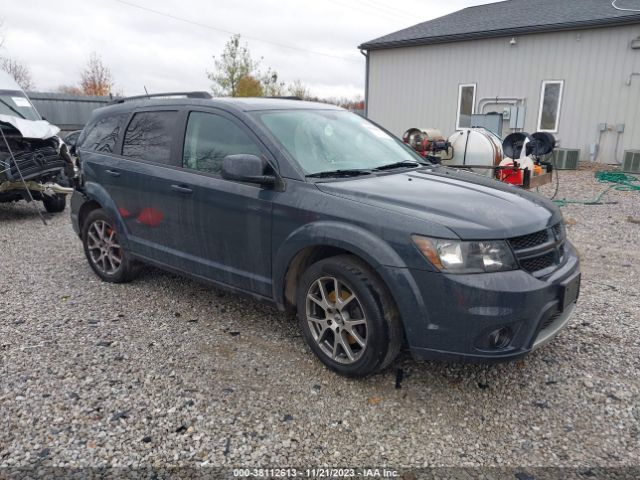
[[368, 24, 640, 162]]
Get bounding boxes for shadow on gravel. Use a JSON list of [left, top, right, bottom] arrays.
[[129, 263, 547, 394], [0, 203, 51, 223]]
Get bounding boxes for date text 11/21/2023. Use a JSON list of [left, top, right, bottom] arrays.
[[232, 468, 400, 478]]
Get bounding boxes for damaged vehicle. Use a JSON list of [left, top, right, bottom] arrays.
[[0, 71, 74, 213], [70, 93, 580, 377]]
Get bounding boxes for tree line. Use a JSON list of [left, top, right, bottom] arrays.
[[1, 27, 363, 109]]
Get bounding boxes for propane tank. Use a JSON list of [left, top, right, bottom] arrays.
[[402, 128, 450, 158], [444, 128, 503, 177]]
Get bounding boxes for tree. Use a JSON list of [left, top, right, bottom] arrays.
[[236, 75, 263, 97], [57, 84, 83, 95], [261, 68, 285, 97], [207, 35, 258, 97], [0, 56, 34, 90], [207, 34, 283, 97], [288, 79, 311, 99], [80, 52, 113, 96]]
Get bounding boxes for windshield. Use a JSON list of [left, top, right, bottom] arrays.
[[0, 90, 41, 121], [252, 110, 425, 175]]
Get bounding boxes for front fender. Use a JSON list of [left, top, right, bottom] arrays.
[[272, 221, 408, 305]]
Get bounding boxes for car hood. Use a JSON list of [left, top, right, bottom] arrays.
[[0, 114, 60, 140], [315, 166, 562, 239]]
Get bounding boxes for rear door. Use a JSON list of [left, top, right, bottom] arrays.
[[104, 108, 189, 266]]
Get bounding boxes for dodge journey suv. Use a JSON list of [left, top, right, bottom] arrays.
[[70, 93, 580, 377]]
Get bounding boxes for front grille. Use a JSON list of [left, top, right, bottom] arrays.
[[508, 222, 566, 276], [509, 229, 549, 249], [520, 251, 555, 273], [2, 146, 64, 181]]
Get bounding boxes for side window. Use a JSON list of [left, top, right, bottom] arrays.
[[183, 111, 261, 174], [456, 83, 476, 130], [79, 114, 126, 153], [537, 80, 564, 133], [122, 111, 178, 164]]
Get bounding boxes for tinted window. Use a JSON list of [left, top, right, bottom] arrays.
[[183, 112, 261, 174], [122, 111, 178, 164], [80, 113, 126, 153]]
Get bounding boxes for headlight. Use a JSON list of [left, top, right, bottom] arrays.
[[411, 235, 517, 273]]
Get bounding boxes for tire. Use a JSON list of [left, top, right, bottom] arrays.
[[42, 194, 67, 213], [81, 208, 138, 283], [296, 254, 403, 377]]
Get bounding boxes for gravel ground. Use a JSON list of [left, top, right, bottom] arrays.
[[0, 166, 639, 472]]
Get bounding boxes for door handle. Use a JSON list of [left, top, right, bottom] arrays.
[[170, 184, 193, 194], [105, 169, 121, 177]]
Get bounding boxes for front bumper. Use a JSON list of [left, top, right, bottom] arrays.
[[384, 241, 580, 362]]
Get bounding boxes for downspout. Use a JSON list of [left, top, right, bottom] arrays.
[[360, 49, 369, 117]]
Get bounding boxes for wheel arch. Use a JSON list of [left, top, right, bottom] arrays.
[[273, 221, 408, 312]]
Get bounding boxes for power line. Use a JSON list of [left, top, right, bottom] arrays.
[[352, 0, 417, 21], [112, 0, 362, 63], [326, 0, 414, 23]]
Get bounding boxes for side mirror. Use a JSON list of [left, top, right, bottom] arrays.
[[221, 154, 275, 186]]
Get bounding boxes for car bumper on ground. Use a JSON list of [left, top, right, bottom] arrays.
[[384, 242, 581, 362]]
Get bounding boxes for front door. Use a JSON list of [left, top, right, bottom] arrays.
[[170, 110, 274, 297]]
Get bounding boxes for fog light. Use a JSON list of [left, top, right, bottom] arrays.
[[489, 327, 512, 349]]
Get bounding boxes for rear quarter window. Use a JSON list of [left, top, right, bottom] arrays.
[[79, 113, 127, 153], [122, 111, 178, 164]]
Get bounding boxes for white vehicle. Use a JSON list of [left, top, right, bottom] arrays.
[[0, 70, 73, 213]]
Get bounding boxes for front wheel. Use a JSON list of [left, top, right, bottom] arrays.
[[296, 255, 403, 377], [82, 209, 138, 283], [42, 194, 66, 213]]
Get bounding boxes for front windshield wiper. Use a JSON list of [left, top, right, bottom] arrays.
[[306, 169, 372, 178], [373, 160, 425, 171], [0, 98, 26, 119]]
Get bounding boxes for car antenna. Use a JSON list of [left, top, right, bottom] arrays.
[[144, 86, 150, 98], [0, 126, 48, 226]]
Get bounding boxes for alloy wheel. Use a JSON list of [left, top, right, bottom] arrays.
[[86, 220, 123, 275], [306, 276, 368, 364]]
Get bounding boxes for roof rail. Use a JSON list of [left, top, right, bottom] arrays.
[[109, 91, 213, 105]]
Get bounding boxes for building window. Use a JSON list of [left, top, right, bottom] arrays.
[[537, 80, 564, 133], [456, 83, 476, 130]]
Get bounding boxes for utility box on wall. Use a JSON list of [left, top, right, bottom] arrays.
[[509, 106, 526, 130], [470, 113, 503, 136]]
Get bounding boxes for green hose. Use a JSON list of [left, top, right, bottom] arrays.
[[553, 170, 639, 207]]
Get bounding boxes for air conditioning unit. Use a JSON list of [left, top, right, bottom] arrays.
[[551, 148, 580, 170], [622, 150, 640, 173]]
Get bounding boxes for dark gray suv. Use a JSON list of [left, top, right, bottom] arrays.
[[70, 93, 580, 377]]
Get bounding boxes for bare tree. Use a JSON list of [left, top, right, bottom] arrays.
[[0, 56, 34, 90], [288, 79, 311, 99], [80, 52, 113, 96], [57, 84, 84, 95]]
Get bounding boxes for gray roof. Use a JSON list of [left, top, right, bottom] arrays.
[[359, 0, 640, 50]]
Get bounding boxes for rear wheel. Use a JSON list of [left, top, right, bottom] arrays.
[[42, 194, 66, 213], [82, 209, 138, 283], [297, 255, 402, 377]]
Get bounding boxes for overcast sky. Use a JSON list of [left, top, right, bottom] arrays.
[[1, 0, 489, 98]]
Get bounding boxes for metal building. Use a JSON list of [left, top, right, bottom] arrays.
[[26, 92, 110, 134], [359, 0, 640, 163]]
